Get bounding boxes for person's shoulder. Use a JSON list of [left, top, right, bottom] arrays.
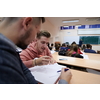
[[60, 47, 66, 49], [28, 41, 36, 47], [0, 34, 16, 51], [84, 49, 88, 51], [60, 47, 63, 49], [26, 41, 37, 52], [91, 49, 96, 53]]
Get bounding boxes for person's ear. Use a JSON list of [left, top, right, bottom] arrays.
[[22, 17, 33, 30]]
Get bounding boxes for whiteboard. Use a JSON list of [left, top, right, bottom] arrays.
[[55, 36, 59, 41], [63, 36, 79, 44], [78, 29, 100, 34]]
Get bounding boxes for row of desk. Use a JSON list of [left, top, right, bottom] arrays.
[[52, 52, 100, 84], [52, 52, 100, 71]]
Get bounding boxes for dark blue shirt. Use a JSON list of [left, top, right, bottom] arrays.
[[60, 47, 69, 51], [0, 34, 38, 84], [84, 49, 96, 54]]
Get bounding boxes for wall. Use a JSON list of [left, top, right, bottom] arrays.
[[41, 19, 100, 51], [41, 18, 59, 44], [58, 27, 100, 51], [92, 45, 100, 51]]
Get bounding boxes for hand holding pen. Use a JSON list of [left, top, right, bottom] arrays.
[[59, 68, 72, 83], [57, 69, 69, 73]]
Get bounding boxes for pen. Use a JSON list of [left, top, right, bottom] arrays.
[[57, 69, 69, 72]]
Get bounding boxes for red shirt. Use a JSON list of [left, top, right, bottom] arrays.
[[68, 49, 83, 54], [20, 41, 52, 68]]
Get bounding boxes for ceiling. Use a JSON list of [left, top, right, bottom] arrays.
[[46, 17, 100, 28]]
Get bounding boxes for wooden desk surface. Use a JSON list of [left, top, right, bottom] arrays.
[[70, 69, 100, 84], [52, 52, 100, 71], [85, 53, 100, 61]]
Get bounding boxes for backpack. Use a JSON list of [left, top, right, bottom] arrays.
[[58, 49, 67, 56]]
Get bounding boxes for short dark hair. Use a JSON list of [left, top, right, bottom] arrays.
[[2, 17, 20, 22], [62, 43, 66, 47], [38, 17, 45, 23], [36, 30, 51, 39], [32, 17, 45, 25], [51, 43, 54, 46], [71, 41, 76, 45], [86, 44, 92, 49], [2, 17, 45, 24]]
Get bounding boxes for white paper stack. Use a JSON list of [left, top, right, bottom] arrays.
[[29, 63, 66, 84]]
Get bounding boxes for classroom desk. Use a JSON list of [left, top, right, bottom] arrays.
[[85, 53, 100, 61], [70, 69, 100, 84], [31, 68, 100, 84], [52, 52, 100, 71]]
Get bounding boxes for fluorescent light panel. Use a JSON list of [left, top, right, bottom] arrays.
[[63, 25, 69, 27], [75, 25, 81, 27], [62, 19, 79, 23], [86, 17, 100, 21]]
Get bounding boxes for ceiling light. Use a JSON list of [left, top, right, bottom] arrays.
[[62, 20, 79, 23], [86, 17, 100, 21], [63, 26, 69, 27], [75, 25, 82, 27]]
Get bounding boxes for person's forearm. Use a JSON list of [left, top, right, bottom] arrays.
[[58, 79, 68, 84]]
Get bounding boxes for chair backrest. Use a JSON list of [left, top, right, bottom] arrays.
[[71, 53, 83, 58]]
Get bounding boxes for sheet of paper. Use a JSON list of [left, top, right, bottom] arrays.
[[80, 54, 89, 59], [50, 50, 56, 54], [16, 47, 22, 52], [81, 50, 85, 54], [29, 63, 66, 84]]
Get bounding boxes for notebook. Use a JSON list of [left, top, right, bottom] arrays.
[[29, 63, 66, 84]]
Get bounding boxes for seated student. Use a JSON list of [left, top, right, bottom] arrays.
[[20, 31, 56, 68], [60, 43, 69, 51], [77, 45, 83, 54], [68, 44, 83, 54], [71, 41, 76, 45], [50, 43, 54, 50], [71, 41, 82, 51], [0, 17, 72, 84], [84, 44, 96, 53], [58, 43, 69, 56], [81, 44, 86, 51], [55, 43, 61, 52], [66, 45, 83, 58], [60, 43, 66, 49], [48, 43, 54, 50], [47, 43, 52, 50]]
